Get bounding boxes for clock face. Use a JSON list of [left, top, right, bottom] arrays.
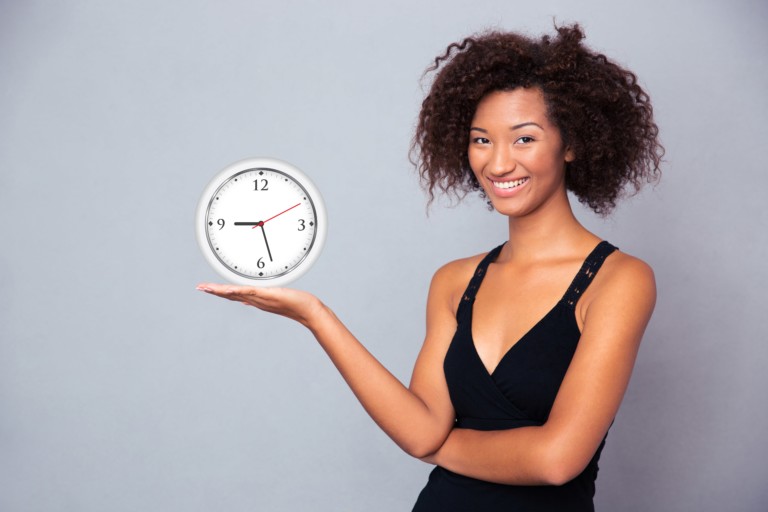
[[196, 158, 327, 286]]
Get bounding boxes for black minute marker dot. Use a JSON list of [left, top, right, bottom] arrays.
[[209, 221, 213, 226], [259, 272, 264, 276]]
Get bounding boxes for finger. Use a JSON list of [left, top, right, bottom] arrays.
[[196, 284, 243, 302], [197, 284, 276, 308], [196, 283, 229, 293], [197, 283, 251, 295]]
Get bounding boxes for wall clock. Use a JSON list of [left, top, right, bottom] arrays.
[[195, 157, 327, 287]]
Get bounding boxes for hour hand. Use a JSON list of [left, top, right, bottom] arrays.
[[234, 221, 262, 226]]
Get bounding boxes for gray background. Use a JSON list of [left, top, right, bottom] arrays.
[[1, 1, 766, 511]]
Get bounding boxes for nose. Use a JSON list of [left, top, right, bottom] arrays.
[[489, 143, 516, 176]]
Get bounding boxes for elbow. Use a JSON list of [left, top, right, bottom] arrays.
[[398, 429, 450, 459], [405, 445, 435, 460], [541, 465, 581, 487], [538, 450, 589, 487], [400, 437, 444, 459]]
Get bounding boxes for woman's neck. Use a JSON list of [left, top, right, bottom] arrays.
[[501, 198, 598, 264]]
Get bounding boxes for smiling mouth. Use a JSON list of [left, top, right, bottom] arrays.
[[491, 177, 529, 190]]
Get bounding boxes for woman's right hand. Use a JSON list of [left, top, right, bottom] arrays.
[[196, 283, 325, 328]]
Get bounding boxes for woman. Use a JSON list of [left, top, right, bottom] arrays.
[[198, 24, 662, 511]]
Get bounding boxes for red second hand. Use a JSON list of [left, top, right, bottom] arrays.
[[252, 203, 302, 228]]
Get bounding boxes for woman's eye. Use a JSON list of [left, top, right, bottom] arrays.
[[471, 137, 491, 144], [515, 136, 535, 144]]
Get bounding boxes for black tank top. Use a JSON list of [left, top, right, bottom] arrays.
[[413, 241, 618, 512]]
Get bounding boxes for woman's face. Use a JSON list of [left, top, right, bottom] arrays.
[[468, 88, 574, 218]]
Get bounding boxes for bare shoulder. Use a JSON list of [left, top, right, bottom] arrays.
[[580, 248, 657, 324], [429, 251, 490, 315], [598, 249, 656, 296]]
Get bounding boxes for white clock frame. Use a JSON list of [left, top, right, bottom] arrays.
[[195, 157, 327, 287]]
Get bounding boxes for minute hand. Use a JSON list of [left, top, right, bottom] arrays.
[[259, 224, 273, 262]]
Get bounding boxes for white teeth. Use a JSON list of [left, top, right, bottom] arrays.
[[492, 178, 528, 189]]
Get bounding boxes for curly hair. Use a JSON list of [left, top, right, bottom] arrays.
[[411, 24, 663, 215]]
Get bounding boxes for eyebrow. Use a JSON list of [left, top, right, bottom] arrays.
[[469, 122, 544, 132]]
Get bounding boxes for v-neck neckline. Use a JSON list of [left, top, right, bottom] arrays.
[[467, 241, 609, 377], [469, 298, 563, 377]]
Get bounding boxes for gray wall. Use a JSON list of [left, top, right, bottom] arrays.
[[2, 1, 766, 511]]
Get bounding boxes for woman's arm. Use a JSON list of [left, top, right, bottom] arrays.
[[197, 260, 467, 458], [423, 254, 656, 485]]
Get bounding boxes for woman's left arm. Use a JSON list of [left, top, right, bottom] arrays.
[[424, 255, 656, 486]]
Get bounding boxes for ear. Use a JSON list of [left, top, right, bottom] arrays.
[[564, 146, 575, 163]]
